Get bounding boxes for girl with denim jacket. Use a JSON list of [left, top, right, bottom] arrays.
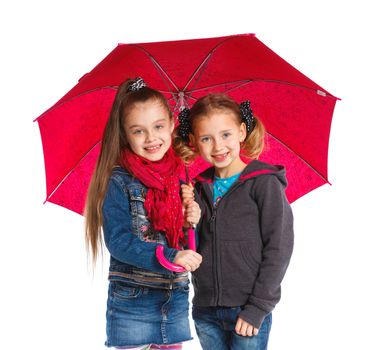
[[85, 78, 202, 350], [177, 94, 294, 350]]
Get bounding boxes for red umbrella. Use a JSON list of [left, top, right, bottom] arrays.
[[35, 33, 339, 215]]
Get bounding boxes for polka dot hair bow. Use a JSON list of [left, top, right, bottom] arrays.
[[178, 107, 191, 141], [128, 77, 147, 92], [240, 100, 255, 134]]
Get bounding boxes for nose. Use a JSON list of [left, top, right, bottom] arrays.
[[145, 130, 157, 143], [213, 137, 224, 151]]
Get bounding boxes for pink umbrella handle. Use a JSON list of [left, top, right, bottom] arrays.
[[156, 227, 196, 272], [187, 226, 196, 251]]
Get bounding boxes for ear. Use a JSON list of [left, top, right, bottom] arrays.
[[239, 122, 247, 142]]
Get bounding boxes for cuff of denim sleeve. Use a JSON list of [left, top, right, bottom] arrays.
[[164, 247, 179, 264], [238, 304, 267, 329]]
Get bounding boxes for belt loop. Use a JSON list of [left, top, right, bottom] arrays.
[[169, 275, 174, 289]]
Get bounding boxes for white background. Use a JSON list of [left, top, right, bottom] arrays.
[[1, 1, 376, 349]]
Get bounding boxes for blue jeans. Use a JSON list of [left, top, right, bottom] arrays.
[[105, 281, 192, 347], [193, 306, 272, 350]]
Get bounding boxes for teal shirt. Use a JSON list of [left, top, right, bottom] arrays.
[[213, 172, 241, 206]]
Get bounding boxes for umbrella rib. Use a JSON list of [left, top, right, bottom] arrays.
[[44, 140, 102, 203], [265, 131, 329, 183], [185, 80, 251, 94], [34, 86, 119, 122], [131, 44, 179, 101], [36, 43, 184, 123], [183, 52, 214, 93], [182, 35, 243, 92]]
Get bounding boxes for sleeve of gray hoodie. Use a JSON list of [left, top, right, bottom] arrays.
[[239, 174, 294, 329]]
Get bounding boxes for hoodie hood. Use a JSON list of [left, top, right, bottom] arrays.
[[195, 160, 288, 188]]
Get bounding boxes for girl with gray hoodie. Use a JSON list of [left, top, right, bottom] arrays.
[[176, 93, 294, 350]]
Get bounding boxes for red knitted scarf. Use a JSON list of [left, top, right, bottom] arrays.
[[122, 148, 185, 249]]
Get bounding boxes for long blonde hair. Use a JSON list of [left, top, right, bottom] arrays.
[[84, 78, 172, 265], [174, 93, 265, 163]]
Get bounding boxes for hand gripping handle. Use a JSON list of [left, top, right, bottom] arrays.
[[155, 226, 196, 272]]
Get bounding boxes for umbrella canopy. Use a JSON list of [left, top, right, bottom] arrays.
[[35, 33, 339, 214]]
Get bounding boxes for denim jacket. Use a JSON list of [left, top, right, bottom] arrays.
[[102, 166, 189, 289]]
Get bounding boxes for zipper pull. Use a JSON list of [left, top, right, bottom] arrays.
[[210, 209, 216, 232], [210, 206, 217, 221]]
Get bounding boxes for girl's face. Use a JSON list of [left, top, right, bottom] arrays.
[[124, 100, 174, 161], [191, 110, 246, 177]]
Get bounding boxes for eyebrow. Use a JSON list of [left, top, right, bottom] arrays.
[[129, 118, 167, 129], [198, 129, 233, 137]]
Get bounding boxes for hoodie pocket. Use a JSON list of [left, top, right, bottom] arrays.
[[220, 241, 259, 289], [239, 245, 260, 274]]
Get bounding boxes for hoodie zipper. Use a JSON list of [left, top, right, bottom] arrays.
[[203, 180, 245, 305], [213, 181, 244, 304], [209, 205, 220, 304], [201, 184, 220, 304]]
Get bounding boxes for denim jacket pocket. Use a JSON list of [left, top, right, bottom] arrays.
[[128, 186, 148, 236], [128, 185, 168, 245], [128, 187, 146, 214], [128, 186, 146, 202]]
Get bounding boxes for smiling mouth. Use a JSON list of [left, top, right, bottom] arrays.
[[212, 152, 229, 161], [144, 144, 162, 153]]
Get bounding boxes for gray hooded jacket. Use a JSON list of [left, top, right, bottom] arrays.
[[192, 160, 294, 328]]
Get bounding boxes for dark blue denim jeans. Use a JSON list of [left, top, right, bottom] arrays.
[[193, 306, 272, 350], [105, 281, 192, 347]]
